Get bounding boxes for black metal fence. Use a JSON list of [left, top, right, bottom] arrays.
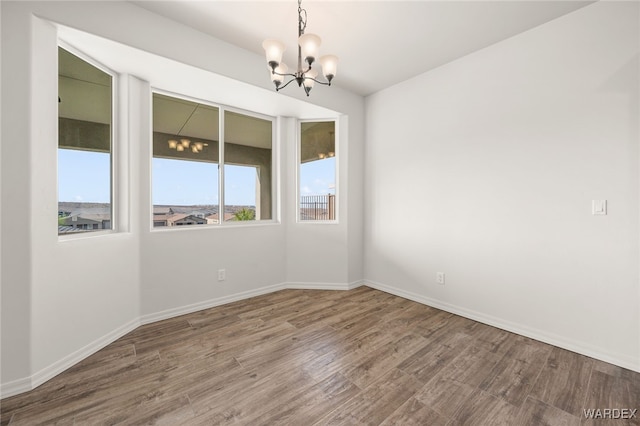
[[300, 194, 335, 221]]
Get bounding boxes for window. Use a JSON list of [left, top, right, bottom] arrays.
[[299, 121, 336, 221], [152, 93, 274, 228], [58, 47, 114, 235], [223, 110, 273, 222]]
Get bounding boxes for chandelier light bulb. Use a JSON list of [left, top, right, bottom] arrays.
[[168, 139, 178, 149], [180, 139, 191, 148], [176, 145, 184, 152]]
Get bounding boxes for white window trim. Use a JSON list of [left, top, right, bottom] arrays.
[[296, 118, 339, 225], [149, 89, 279, 232], [57, 41, 120, 241]]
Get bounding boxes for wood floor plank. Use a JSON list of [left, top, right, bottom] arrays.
[[582, 370, 640, 426], [591, 359, 640, 382], [413, 372, 476, 419], [0, 343, 138, 418], [450, 388, 521, 425], [378, 299, 437, 333], [529, 346, 594, 416], [342, 332, 428, 389], [115, 317, 193, 353], [287, 299, 354, 329], [6, 352, 166, 425], [397, 331, 473, 383], [411, 310, 472, 342], [302, 327, 398, 382], [1, 287, 635, 425], [314, 368, 422, 425], [380, 396, 449, 426], [189, 360, 318, 423], [245, 372, 360, 426], [430, 343, 504, 388], [463, 321, 514, 356], [331, 306, 390, 339], [214, 289, 310, 317], [518, 397, 581, 426], [479, 335, 552, 407]]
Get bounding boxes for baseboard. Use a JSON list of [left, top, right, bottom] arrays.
[[364, 279, 640, 373], [0, 377, 32, 401], [140, 282, 286, 325], [284, 280, 364, 291], [1, 317, 140, 399]]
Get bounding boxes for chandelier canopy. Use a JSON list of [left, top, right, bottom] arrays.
[[262, 0, 338, 96]]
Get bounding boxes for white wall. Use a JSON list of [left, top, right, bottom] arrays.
[[0, 8, 143, 395], [365, 1, 640, 371], [1, 1, 33, 388], [0, 0, 365, 397]]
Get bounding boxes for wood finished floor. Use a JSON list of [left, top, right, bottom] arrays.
[[1, 287, 638, 425]]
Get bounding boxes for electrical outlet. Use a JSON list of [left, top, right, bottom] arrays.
[[218, 269, 226, 281], [436, 272, 445, 285]]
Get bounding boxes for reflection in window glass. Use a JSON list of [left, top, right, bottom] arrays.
[[299, 121, 336, 221], [224, 111, 273, 221], [58, 47, 113, 235], [152, 93, 220, 227]]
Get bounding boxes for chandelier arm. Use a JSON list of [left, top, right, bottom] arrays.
[[303, 76, 332, 86], [276, 77, 299, 91], [272, 70, 297, 78]]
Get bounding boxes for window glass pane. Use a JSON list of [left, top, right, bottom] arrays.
[[152, 93, 219, 226], [58, 47, 113, 235], [223, 111, 273, 221], [299, 121, 336, 221]]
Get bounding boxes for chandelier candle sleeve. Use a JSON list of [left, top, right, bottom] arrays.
[[271, 63, 289, 88], [262, 0, 338, 96], [303, 68, 317, 96]]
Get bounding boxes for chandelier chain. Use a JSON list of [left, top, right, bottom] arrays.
[[298, 0, 307, 35]]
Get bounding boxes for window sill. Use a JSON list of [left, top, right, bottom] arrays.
[[149, 220, 281, 233]]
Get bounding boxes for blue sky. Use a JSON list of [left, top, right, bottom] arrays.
[[58, 150, 111, 203], [300, 157, 336, 196], [59, 149, 336, 206]]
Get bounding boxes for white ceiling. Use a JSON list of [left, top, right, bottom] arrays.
[[132, 1, 592, 96]]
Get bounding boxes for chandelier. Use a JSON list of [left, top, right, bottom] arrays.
[[167, 138, 208, 154], [262, 0, 338, 96], [166, 103, 208, 154]]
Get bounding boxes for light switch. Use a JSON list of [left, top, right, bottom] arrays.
[[592, 200, 607, 215]]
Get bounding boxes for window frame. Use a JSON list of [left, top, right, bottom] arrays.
[[57, 41, 119, 240], [296, 118, 339, 225], [150, 89, 279, 231]]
